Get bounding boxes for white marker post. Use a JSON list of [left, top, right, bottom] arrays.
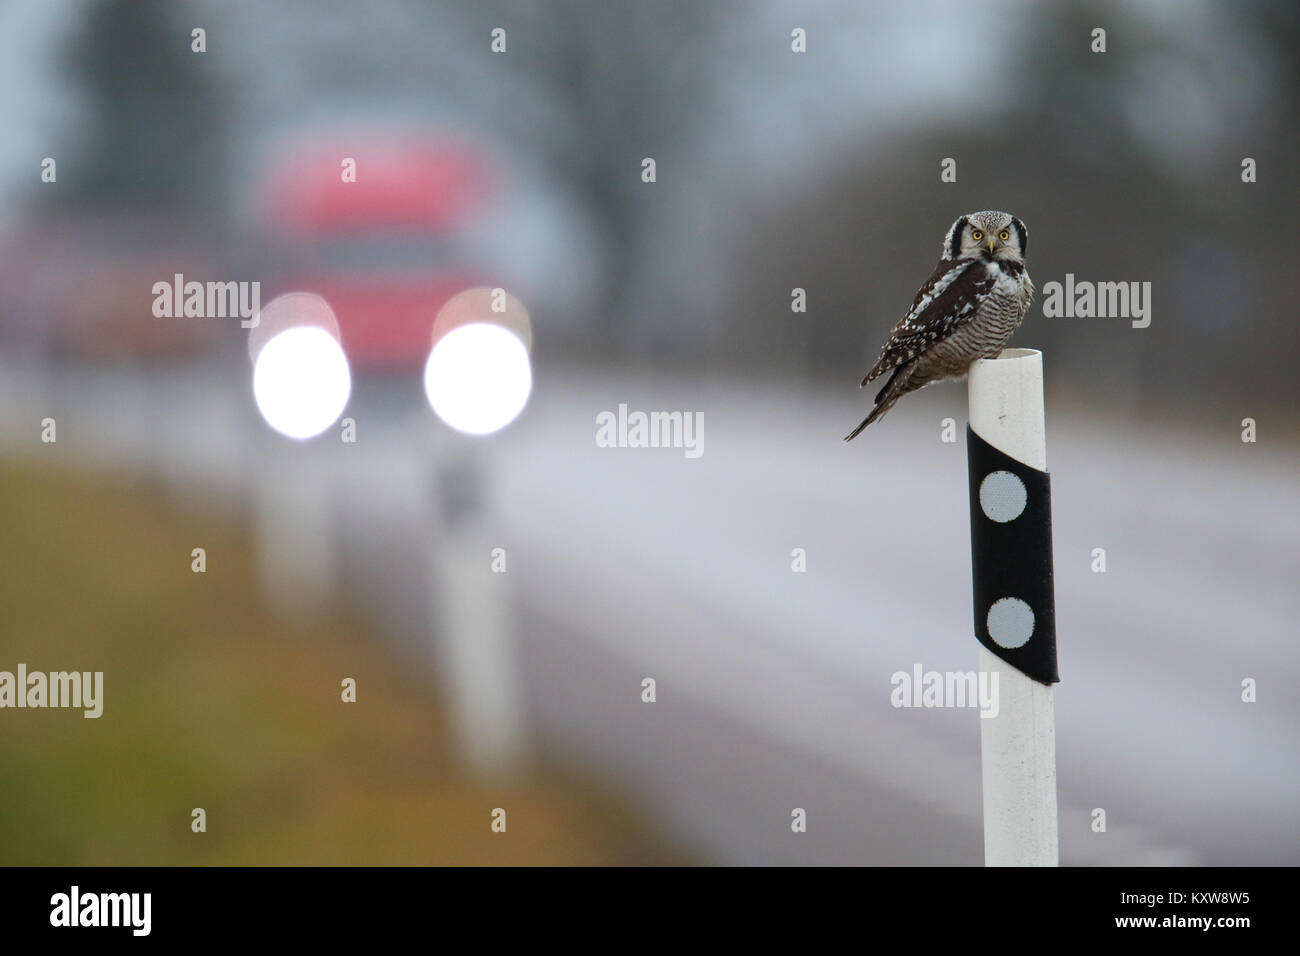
[[968, 347, 1059, 866], [424, 434, 528, 779]]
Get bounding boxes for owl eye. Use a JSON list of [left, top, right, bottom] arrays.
[[970, 230, 983, 241], [999, 230, 1010, 241]]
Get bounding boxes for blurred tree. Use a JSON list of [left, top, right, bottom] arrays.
[[58, 0, 228, 207], [448, 0, 727, 338]]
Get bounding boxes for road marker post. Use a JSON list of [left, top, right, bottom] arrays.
[[967, 347, 1060, 866]]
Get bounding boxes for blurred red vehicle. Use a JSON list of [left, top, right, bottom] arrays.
[[253, 135, 494, 372]]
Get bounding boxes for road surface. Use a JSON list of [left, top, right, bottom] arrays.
[[2, 355, 1296, 864]]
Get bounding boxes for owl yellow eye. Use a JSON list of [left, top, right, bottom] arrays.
[[971, 230, 983, 241], [999, 230, 1010, 241]]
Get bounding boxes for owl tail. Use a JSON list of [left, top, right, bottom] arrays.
[[843, 365, 916, 442]]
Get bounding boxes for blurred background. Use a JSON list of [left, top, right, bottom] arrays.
[[0, 0, 1297, 864]]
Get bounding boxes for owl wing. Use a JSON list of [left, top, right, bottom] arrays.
[[859, 258, 996, 386]]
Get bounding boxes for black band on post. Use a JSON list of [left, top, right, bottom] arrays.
[[967, 424, 1059, 685]]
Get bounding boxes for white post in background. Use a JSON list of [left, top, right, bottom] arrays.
[[418, 304, 534, 777], [425, 433, 527, 778], [968, 347, 1059, 867], [253, 440, 336, 620]]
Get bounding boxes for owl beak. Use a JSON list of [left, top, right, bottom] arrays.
[[988, 238, 996, 254]]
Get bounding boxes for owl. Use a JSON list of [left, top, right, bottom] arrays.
[[845, 210, 1033, 441]]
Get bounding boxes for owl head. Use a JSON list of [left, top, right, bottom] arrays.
[[943, 210, 1027, 263]]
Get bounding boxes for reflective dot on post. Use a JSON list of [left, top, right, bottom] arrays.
[[979, 470, 1027, 522], [987, 597, 1034, 648]]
